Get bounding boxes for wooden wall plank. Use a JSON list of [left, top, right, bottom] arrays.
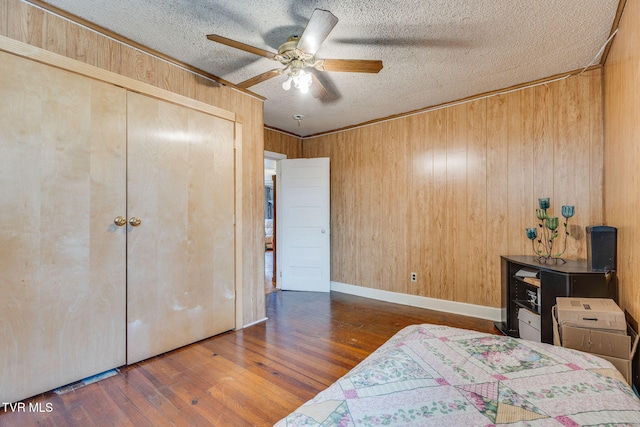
[[589, 70, 604, 226], [0, 0, 7, 37], [20, 0, 45, 48], [464, 100, 488, 304], [264, 129, 303, 158], [120, 45, 155, 85], [506, 89, 536, 258], [444, 104, 467, 302], [429, 109, 449, 301], [554, 75, 594, 259], [380, 118, 409, 293], [532, 84, 555, 217], [43, 9, 67, 56], [194, 75, 228, 112], [65, 20, 97, 66], [485, 95, 510, 305], [408, 113, 435, 297], [96, 36, 121, 74], [6, 0, 27, 43], [604, 0, 640, 321], [338, 131, 359, 287]]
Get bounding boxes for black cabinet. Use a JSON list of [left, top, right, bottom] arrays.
[[495, 255, 617, 344]]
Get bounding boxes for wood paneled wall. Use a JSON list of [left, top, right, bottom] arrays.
[[264, 129, 303, 159], [304, 70, 603, 309], [604, 0, 640, 322], [1, 0, 266, 326]]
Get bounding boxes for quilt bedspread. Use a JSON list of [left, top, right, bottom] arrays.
[[274, 324, 640, 426]]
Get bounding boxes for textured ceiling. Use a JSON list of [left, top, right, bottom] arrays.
[[38, 0, 619, 137]]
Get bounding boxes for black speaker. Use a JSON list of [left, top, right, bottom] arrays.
[[586, 225, 617, 271]]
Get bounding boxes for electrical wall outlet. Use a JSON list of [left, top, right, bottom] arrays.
[[411, 272, 417, 282]]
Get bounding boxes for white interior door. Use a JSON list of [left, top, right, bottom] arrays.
[[278, 158, 330, 292], [126, 92, 236, 364], [0, 51, 127, 403]]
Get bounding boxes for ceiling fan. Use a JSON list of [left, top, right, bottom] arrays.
[[206, 9, 383, 97]]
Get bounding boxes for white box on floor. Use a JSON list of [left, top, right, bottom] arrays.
[[556, 297, 626, 333], [518, 308, 541, 342]]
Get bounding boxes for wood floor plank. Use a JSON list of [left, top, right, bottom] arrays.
[[202, 336, 325, 400], [94, 378, 148, 427], [0, 290, 498, 426]]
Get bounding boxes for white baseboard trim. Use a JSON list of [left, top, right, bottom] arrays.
[[241, 317, 268, 329], [330, 282, 501, 322]]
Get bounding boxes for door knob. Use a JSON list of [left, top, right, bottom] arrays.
[[129, 217, 142, 227], [114, 216, 127, 226]]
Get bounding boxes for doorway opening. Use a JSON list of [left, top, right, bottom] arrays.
[[264, 151, 286, 294]]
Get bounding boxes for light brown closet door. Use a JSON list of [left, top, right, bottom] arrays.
[[126, 92, 235, 364], [0, 52, 127, 403]]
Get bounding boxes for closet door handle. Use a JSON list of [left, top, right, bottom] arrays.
[[129, 217, 142, 227], [114, 216, 127, 226]]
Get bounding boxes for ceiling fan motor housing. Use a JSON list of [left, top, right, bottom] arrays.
[[276, 36, 316, 68]]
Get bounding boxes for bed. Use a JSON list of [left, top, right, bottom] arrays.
[[274, 324, 640, 426]]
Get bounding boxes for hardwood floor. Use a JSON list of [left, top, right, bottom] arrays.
[[0, 291, 498, 427]]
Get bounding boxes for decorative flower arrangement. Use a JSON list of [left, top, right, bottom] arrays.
[[525, 198, 574, 263]]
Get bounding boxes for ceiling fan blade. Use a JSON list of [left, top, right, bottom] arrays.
[[315, 59, 383, 73], [296, 9, 338, 55], [207, 34, 276, 59], [237, 69, 283, 89], [310, 73, 329, 99]]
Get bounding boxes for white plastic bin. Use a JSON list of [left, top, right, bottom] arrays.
[[518, 308, 541, 342]]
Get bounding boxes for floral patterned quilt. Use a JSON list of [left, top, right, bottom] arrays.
[[274, 324, 640, 426]]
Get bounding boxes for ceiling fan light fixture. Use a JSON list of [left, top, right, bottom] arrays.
[[292, 70, 312, 93], [282, 76, 293, 90], [281, 70, 312, 93]]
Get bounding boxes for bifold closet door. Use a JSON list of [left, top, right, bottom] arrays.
[[0, 52, 127, 403], [126, 92, 236, 364]]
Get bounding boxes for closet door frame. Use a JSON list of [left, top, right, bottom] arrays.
[[0, 36, 243, 399], [0, 35, 242, 325]]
